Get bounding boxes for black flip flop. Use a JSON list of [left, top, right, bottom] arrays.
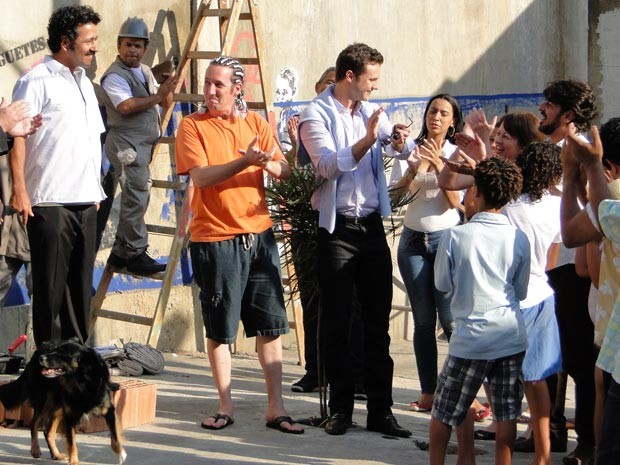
[[266, 415, 304, 434], [201, 413, 234, 430]]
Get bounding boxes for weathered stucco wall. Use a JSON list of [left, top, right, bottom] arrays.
[[588, 0, 620, 123], [1, 0, 615, 354]]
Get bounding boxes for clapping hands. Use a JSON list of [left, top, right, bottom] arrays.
[[0, 98, 43, 138]]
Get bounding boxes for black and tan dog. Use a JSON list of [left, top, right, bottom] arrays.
[[0, 339, 126, 465]]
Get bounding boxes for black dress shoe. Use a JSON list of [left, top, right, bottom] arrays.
[[367, 413, 411, 438], [325, 413, 351, 435], [514, 433, 568, 453], [513, 435, 535, 453], [291, 374, 320, 393], [126, 251, 166, 273], [107, 252, 128, 268], [563, 443, 595, 465]]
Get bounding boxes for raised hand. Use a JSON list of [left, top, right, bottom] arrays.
[[287, 115, 299, 149], [238, 135, 276, 168], [564, 123, 603, 167], [441, 149, 477, 176], [466, 108, 497, 142], [455, 132, 487, 162], [0, 98, 42, 137], [366, 107, 384, 142], [418, 138, 444, 172]]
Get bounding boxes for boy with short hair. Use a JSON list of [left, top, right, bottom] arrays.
[[430, 157, 531, 465]]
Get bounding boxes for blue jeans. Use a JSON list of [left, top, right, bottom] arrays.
[[397, 226, 454, 395]]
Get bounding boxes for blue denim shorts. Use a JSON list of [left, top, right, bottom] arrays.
[[190, 229, 289, 344]]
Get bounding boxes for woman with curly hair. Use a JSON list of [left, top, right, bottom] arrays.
[[504, 140, 564, 465], [396, 94, 464, 412]]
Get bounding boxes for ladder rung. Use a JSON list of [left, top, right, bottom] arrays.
[[146, 224, 177, 236], [202, 9, 252, 20], [203, 8, 232, 17], [392, 304, 410, 312], [248, 102, 267, 110], [94, 309, 154, 326], [151, 179, 186, 190], [175, 93, 207, 103], [186, 52, 259, 65]]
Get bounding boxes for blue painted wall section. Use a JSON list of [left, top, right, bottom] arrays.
[[276, 92, 544, 130]]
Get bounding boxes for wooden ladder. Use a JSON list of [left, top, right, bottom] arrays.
[[91, 0, 304, 363]]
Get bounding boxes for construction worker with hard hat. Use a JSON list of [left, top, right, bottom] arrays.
[[100, 17, 178, 274]]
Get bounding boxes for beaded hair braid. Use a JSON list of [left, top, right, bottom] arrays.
[[210, 56, 248, 118]]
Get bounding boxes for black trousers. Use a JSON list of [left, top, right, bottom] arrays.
[[28, 204, 97, 346], [292, 231, 364, 381], [597, 378, 620, 465], [318, 213, 394, 418], [546, 264, 595, 447]]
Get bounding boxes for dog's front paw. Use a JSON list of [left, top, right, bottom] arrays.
[[117, 448, 127, 465], [30, 443, 41, 458]]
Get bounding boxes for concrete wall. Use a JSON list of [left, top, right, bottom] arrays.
[[1, 0, 615, 354], [588, 0, 620, 123]]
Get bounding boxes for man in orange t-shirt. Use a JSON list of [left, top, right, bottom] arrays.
[[175, 56, 303, 434]]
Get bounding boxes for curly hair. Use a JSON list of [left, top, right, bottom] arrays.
[[47, 5, 101, 53], [502, 112, 544, 148], [543, 80, 597, 132], [516, 141, 562, 201], [600, 117, 620, 167], [415, 94, 464, 145], [474, 157, 523, 209], [335, 43, 383, 81]]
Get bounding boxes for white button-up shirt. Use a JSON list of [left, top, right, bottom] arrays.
[[300, 94, 413, 218], [12, 56, 106, 206]]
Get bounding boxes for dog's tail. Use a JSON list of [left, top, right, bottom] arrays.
[[0, 377, 26, 409]]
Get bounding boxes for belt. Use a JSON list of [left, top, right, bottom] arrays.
[[335, 212, 381, 226]]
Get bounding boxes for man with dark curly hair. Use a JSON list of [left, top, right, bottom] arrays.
[[543, 80, 597, 465], [513, 80, 598, 465], [9, 5, 105, 345], [431, 157, 530, 465], [539, 79, 597, 141]]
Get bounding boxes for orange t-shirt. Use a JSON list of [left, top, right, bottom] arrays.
[[175, 110, 283, 242]]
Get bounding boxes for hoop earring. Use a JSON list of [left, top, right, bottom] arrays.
[[447, 126, 455, 138]]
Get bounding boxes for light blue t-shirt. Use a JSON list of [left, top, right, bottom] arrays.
[[434, 212, 531, 360]]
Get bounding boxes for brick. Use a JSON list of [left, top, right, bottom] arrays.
[[79, 379, 157, 433]]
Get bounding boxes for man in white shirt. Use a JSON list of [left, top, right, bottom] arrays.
[[10, 5, 106, 346], [298, 43, 413, 437], [100, 17, 177, 274]]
